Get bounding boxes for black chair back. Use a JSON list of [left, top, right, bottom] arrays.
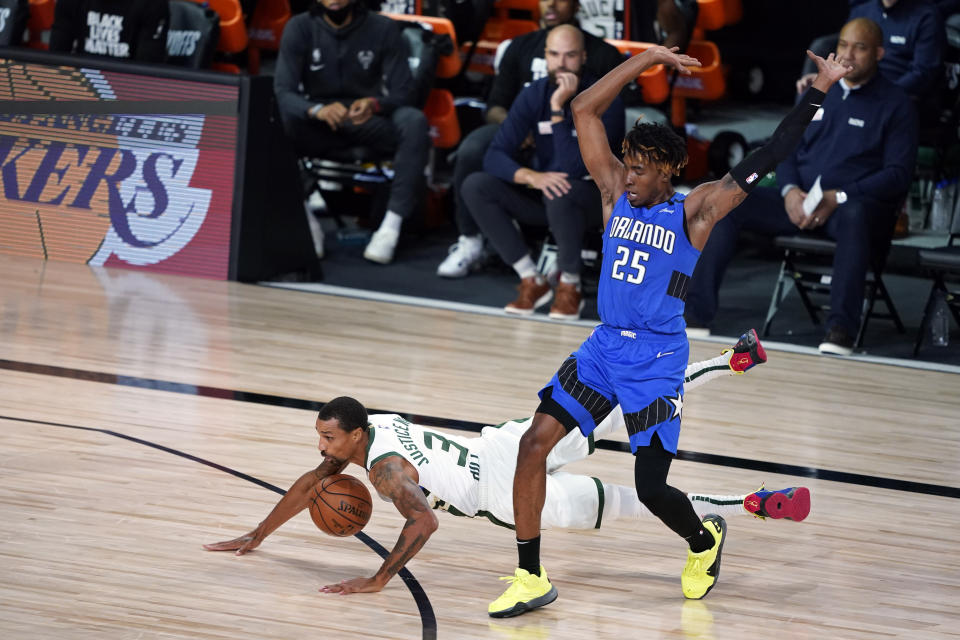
[[166, 0, 220, 69], [0, 0, 28, 47]]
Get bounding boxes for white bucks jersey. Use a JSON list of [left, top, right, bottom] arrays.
[[364, 414, 482, 516]]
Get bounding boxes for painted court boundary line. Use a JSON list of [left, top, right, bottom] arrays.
[[2, 358, 957, 500], [264, 282, 960, 376], [0, 413, 438, 640]]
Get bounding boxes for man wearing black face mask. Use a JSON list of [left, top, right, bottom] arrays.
[[274, 0, 430, 264]]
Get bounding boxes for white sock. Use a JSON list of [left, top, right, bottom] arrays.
[[559, 272, 580, 286], [601, 484, 748, 522], [683, 353, 733, 392], [687, 493, 748, 518], [512, 254, 540, 280], [379, 210, 403, 234]]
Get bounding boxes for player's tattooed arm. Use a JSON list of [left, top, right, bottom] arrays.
[[203, 458, 345, 555], [321, 456, 439, 595]]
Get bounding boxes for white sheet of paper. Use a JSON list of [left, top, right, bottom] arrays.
[[803, 175, 823, 216]]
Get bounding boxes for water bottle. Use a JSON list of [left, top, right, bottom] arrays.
[[950, 178, 960, 233], [930, 290, 950, 347], [945, 179, 958, 229], [907, 180, 926, 231], [930, 180, 949, 232]]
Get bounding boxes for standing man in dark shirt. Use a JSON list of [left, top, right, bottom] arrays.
[[689, 18, 918, 355], [49, 0, 169, 63], [275, 0, 430, 264], [848, 0, 945, 99], [437, 0, 624, 278], [460, 25, 624, 319]]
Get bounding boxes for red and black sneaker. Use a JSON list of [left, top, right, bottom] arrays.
[[743, 486, 811, 521], [724, 328, 767, 374]]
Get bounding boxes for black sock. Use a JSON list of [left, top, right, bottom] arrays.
[[516, 536, 541, 576], [685, 526, 715, 553]]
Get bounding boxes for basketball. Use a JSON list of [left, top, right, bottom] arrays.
[[308, 474, 373, 537]]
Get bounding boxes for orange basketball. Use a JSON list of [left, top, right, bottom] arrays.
[[308, 474, 373, 537]]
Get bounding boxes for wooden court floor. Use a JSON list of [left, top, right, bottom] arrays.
[[1, 254, 958, 640]]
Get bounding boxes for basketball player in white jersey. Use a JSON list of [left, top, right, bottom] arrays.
[[204, 331, 809, 594]]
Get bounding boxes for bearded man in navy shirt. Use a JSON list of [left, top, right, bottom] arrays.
[[686, 17, 918, 356]]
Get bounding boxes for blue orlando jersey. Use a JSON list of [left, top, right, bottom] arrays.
[[598, 192, 699, 333]]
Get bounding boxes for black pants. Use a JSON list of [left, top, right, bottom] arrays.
[[451, 123, 498, 236], [686, 186, 897, 335], [461, 171, 601, 275], [284, 106, 429, 220]]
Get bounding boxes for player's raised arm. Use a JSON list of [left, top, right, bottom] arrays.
[[321, 456, 438, 594], [203, 458, 344, 555], [572, 46, 700, 222], [682, 51, 851, 249]]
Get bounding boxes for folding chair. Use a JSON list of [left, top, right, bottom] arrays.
[[913, 212, 960, 355], [763, 226, 906, 349]]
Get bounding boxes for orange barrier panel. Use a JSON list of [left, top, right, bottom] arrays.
[[188, 0, 248, 54], [424, 88, 460, 148], [604, 39, 672, 105], [248, 0, 291, 74], [693, 0, 741, 39], [670, 39, 724, 100], [467, 18, 539, 75], [27, 0, 55, 50], [721, 0, 742, 25], [695, 0, 725, 31], [385, 13, 462, 79]]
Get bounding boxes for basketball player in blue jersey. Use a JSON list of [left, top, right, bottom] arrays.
[[489, 47, 853, 617]]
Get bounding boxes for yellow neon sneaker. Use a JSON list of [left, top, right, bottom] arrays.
[[488, 566, 558, 618], [681, 514, 727, 599]]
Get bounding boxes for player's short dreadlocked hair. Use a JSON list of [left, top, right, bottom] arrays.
[[621, 122, 688, 176]]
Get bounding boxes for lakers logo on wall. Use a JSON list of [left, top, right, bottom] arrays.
[[0, 59, 224, 275]]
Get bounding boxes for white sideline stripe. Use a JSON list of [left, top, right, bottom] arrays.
[[263, 282, 960, 375], [265, 281, 599, 327]]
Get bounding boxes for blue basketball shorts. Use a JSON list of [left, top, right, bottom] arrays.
[[539, 324, 689, 454]]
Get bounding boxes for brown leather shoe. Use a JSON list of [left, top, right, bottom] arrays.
[[549, 282, 584, 320], [504, 276, 552, 315]]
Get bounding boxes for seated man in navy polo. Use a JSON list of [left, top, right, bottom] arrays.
[[460, 24, 624, 320], [687, 17, 919, 356]]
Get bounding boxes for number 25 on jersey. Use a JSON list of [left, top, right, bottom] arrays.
[[611, 246, 649, 284]]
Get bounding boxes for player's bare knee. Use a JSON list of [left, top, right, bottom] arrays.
[[518, 429, 552, 461]]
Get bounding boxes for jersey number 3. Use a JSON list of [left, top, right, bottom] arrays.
[[611, 246, 649, 284]]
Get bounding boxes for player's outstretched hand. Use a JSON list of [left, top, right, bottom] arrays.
[[646, 45, 702, 75], [320, 576, 385, 595], [202, 528, 263, 555], [806, 51, 851, 85]]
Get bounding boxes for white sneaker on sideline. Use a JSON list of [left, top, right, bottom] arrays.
[[306, 191, 327, 214], [437, 236, 483, 278], [304, 205, 325, 259], [363, 228, 400, 264]]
